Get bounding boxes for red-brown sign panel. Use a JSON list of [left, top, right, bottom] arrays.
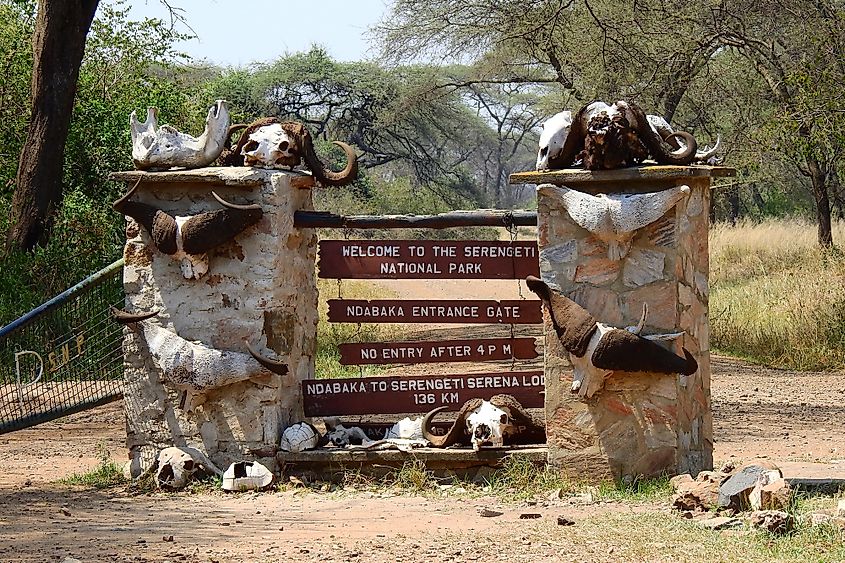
[[302, 371, 545, 417], [338, 337, 539, 366], [327, 299, 542, 324], [318, 240, 540, 279]]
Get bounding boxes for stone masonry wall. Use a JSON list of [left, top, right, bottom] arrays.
[[538, 177, 713, 480], [121, 168, 317, 475]]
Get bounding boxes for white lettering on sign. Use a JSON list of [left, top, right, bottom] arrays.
[[346, 305, 405, 317], [462, 245, 537, 258], [379, 262, 443, 275], [411, 305, 480, 318], [304, 381, 370, 395], [342, 245, 401, 257]]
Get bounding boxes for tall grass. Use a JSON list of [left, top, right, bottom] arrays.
[[710, 219, 845, 370], [315, 278, 396, 379]]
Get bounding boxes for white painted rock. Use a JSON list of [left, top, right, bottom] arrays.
[[222, 461, 273, 492]]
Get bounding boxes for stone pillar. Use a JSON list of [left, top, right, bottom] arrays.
[[112, 168, 318, 473], [527, 166, 733, 480]]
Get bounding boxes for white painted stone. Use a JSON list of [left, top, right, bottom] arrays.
[[121, 168, 317, 474], [539, 184, 690, 260], [622, 248, 665, 288]]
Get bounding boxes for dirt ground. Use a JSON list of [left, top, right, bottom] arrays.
[[1, 354, 843, 562], [2, 263, 844, 561]]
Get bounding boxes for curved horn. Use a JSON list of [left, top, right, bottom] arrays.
[[112, 181, 179, 255], [626, 102, 696, 165], [245, 340, 289, 376], [629, 303, 648, 335], [291, 121, 358, 187], [526, 276, 597, 357], [591, 329, 698, 375], [110, 306, 159, 324], [211, 191, 262, 212], [422, 404, 475, 448]]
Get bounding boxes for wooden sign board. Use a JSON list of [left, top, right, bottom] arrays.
[[338, 337, 539, 366], [302, 371, 544, 417], [327, 299, 542, 324], [318, 240, 539, 279]]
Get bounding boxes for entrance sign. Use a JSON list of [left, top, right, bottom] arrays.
[[318, 240, 540, 279], [338, 337, 539, 366], [302, 371, 545, 416], [327, 299, 542, 324]]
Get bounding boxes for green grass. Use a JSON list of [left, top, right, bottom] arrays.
[[60, 445, 126, 489], [315, 278, 396, 379]]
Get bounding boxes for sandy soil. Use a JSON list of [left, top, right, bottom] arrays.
[[2, 248, 844, 561]]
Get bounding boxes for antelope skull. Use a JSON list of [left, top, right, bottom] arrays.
[[526, 276, 697, 400]]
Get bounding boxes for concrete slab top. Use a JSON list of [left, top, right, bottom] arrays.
[[278, 445, 548, 464], [110, 167, 316, 188], [509, 165, 735, 187]]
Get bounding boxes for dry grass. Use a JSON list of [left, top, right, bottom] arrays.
[[315, 278, 396, 379], [710, 219, 845, 370]]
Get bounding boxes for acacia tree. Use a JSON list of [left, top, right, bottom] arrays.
[[377, 0, 845, 245]]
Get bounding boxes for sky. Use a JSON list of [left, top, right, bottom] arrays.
[[124, 0, 390, 66]]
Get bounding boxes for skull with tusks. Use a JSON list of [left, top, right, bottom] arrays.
[[241, 123, 296, 168], [155, 446, 222, 490]]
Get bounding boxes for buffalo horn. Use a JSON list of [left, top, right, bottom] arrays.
[[110, 306, 159, 324], [112, 178, 179, 255], [179, 192, 263, 255], [525, 276, 597, 357], [245, 340, 289, 376], [592, 329, 698, 375]]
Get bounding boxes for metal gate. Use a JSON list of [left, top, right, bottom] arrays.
[[0, 259, 125, 434]]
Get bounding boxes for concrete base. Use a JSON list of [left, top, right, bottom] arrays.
[[278, 445, 548, 483]]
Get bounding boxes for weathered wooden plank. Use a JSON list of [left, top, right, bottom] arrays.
[[109, 167, 310, 187], [294, 210, 537, 229], [327, 299, 542, 324], [338, 337, 539, 366], [509, 165, 736, 187], [302, 371, 545, 416], [318, 240, 539, 279]]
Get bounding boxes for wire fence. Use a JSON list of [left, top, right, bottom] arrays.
[[0, 259, 125, 434]]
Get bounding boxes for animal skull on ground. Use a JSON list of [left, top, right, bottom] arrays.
[[323, 417, 372, 447], [155, 446, 222, 490], [526, 276, 697, 400], [240, 123, 296, 168], [422, 394, 543, 450], [384, 416, 424, 440], [538, 183, 691, 260], [131, 100, 230, 171]]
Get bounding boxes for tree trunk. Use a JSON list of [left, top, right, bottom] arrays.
[[5, 0, 99, 252], [807, 155, 833, 247]]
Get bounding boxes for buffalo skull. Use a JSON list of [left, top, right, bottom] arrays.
[[526, 276, 697, 399]]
